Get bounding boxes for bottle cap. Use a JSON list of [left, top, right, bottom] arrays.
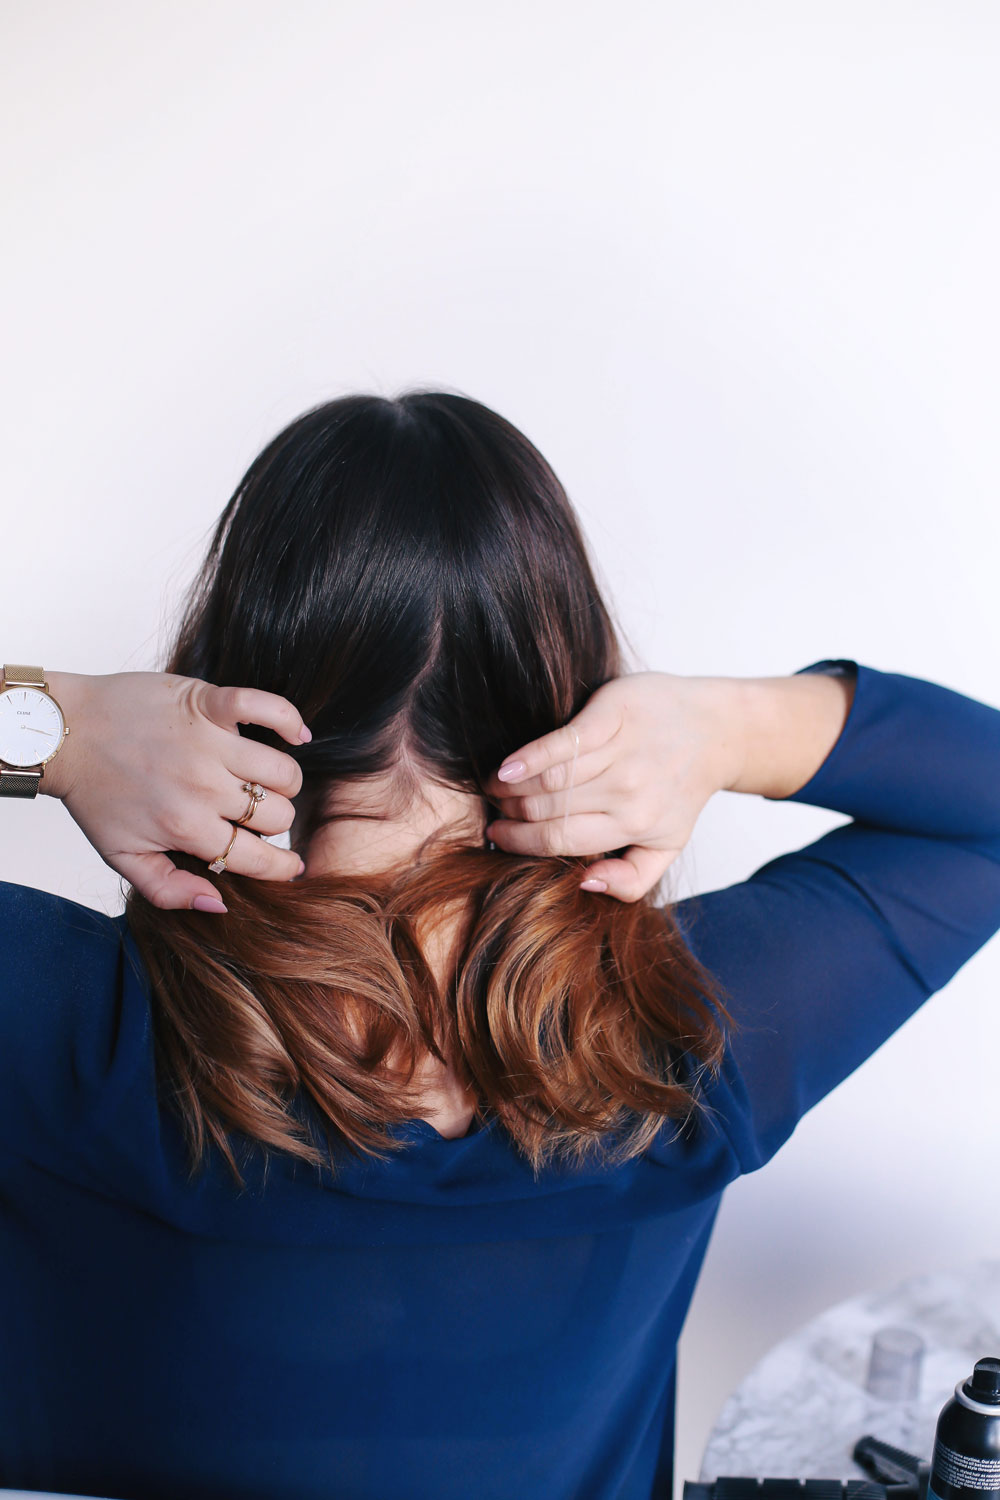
[[865, 1326, 925, 1401], [964, 1358, 1000, 1405]]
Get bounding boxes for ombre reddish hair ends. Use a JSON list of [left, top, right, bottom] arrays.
[[125, 391, 735, 1186]]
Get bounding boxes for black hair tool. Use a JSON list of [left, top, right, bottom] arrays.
[[683, 1433, 930, 1500]]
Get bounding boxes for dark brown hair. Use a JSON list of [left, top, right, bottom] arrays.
[[125, 391, 734, 1187]]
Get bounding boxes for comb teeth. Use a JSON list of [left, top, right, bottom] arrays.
[[685, 1481, 891, 1500]]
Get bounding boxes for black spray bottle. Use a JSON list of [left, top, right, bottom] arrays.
[[928, 1358, 1000, 1500]]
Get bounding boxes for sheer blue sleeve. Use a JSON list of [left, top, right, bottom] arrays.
[[675, 658, 1000, 1174]]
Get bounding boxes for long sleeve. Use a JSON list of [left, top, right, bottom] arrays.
[[674, 658, 1000, 1174], [0, 881, 126, 1157]]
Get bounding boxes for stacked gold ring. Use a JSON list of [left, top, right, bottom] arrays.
[[206, 783, 268, 875], [234, 781, 267, 827]]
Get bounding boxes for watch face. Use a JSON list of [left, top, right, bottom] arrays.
[[0, 687, 65, 767]]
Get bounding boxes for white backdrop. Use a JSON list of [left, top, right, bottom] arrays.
[[2, 2, 999, 1491]]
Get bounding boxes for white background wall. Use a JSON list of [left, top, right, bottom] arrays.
[[2, 2, 999, 1492]]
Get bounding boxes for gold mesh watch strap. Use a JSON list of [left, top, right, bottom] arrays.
[[2, 664, 47, 688], [0, 664, 49, 798], [0, 768, 41, 797]]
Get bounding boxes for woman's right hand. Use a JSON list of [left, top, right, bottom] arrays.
[[40, 670, 310, 913], [483, 671, 747, 903]]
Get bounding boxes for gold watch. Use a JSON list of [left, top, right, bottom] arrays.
[[0, 665, 70, 798]]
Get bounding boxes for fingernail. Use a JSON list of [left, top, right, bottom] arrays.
[[580, 879, 608, 893], [192, 895, 228, 914], [497, 760, 526, 782], [299, 725, 312, 744], [295, 857, 306, 876]]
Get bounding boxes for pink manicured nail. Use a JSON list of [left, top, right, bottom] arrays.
[[497, 760, 526, 782], [192, 894, 228, 914], [299, 725, 313, 744], [295, 858, 306, 876], [580, 879, 608, 893]]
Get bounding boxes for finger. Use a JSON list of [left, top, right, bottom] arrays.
[[200, 682, 311, 747], [577, 846, 680, 904], [483, 745, 613, 804], [490, 694, 622, 787], [114, 850, 232, 913], [225, 740, 305, 802], [199, 821, 304, 882], [485, 809, 625, 859], [490, 769, 616, 826]]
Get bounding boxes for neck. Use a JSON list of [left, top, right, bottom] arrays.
[[293, 773, 486, 1132], [297, 776, 488, 880]]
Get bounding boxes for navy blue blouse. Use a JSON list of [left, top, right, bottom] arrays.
[[2, 659, 999, 1500]]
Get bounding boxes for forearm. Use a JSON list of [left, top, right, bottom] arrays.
[[741, 660, 1000, 839], [721, 669, 856, 800]]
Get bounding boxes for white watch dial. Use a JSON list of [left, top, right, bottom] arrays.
[[0, 687, 65, 767]]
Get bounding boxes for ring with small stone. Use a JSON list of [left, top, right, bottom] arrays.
[[207, 824, 239, 875], [234, 781, 267, 828]]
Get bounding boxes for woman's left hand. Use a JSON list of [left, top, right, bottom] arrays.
[[41, 670, 310, 913]]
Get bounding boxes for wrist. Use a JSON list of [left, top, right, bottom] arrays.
[[36, 670, 88, 800], [689, 674, 753, 797]]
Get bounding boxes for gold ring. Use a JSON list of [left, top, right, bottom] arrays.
[[207, 823, 239, 875], [234, 781, 267, 827]]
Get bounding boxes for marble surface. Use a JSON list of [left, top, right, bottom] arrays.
[[700, 1260, 1000, 1479]]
